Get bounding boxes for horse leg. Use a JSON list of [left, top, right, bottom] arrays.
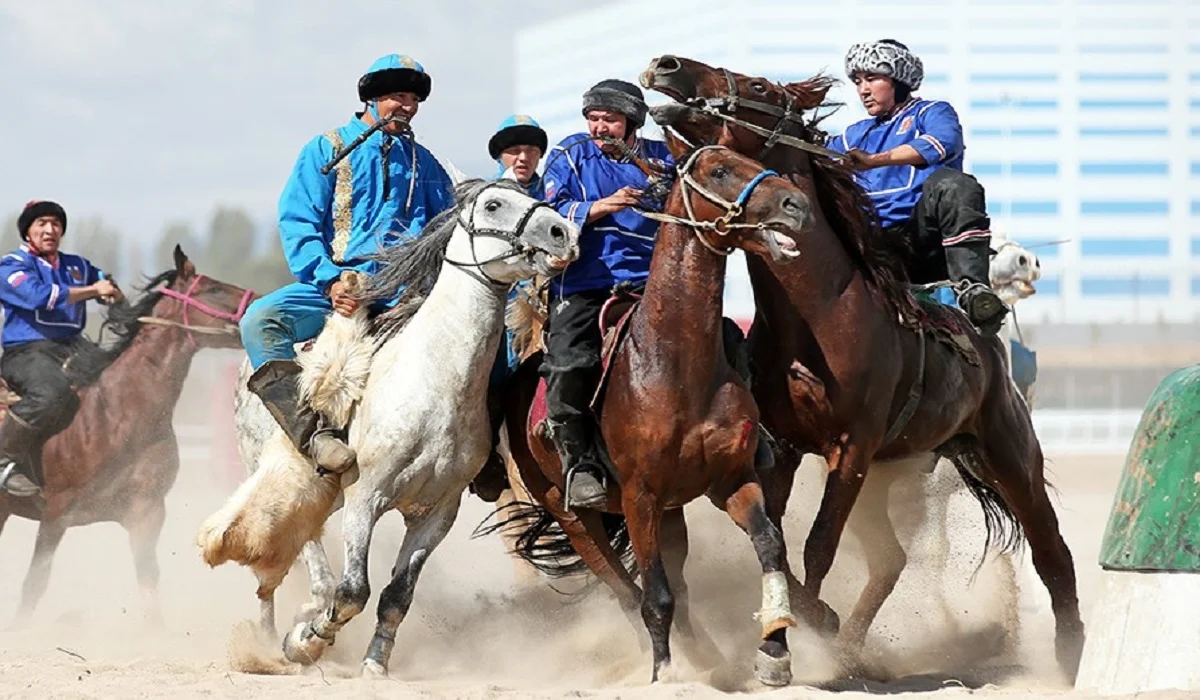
[[971, 428, 1083, 681], [282, 498, 382, 665], [838, 465, 907, 658], [294, 539, 337, 625], [759, 451, 832, 628], [361, 498, 460, 677], [14, 520, 67, 625], [797, 442, 871, 632], [714, 475, 798, 687], [623, 488, 673, 682], [661, 508, 725, 672], [125, 499, 167, 627]]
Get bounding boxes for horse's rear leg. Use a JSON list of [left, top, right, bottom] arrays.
[[839, 464, 908, 654], [661, 508, 725, 671], [714, 475, 799, 687], [283, 498, 382, 666], [362, 498, 459, 677], [14, 520, 67, 625], [973, 427, 1083, 681]]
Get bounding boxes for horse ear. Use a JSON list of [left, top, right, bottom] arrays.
[[173, 244, 196, 278]]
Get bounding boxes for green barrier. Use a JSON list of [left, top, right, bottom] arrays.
[[1099, 364, 1200, 572]]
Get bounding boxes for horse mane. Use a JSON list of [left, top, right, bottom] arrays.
[[366, 178, 526, 344], [68, 269, 180, 385], [779, 75, 916, 317]]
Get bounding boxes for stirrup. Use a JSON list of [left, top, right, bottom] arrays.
[[563, 463, 607, 510]]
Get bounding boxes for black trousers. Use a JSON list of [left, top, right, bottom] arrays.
[[539, 290, 609, 425], [1, 339, 84, 438], [889, 168, 992, 286]]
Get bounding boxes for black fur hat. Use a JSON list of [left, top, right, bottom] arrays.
[[582, 79, 648, 129], [17, 200, 67, 240]]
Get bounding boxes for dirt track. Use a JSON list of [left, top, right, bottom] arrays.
[[0, 409, 1184, 700]]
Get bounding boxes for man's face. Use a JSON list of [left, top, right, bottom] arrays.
[[586, 109, 630, 153], [500, 144, 544, 185], [852, 73, 897, 117], [376, 92, 421, 133], [26, 216, 64, 256]]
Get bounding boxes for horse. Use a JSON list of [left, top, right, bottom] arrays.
[[0, 245, 254, 624], [639, 55, 1084, 682], [493, 145, 812, 686], [197, 178, 579, 676]]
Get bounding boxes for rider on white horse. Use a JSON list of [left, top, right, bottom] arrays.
[[830, 39, 1008, 336], [237, 53, 455, 476]]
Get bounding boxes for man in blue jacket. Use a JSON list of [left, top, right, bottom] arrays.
[[239, 53, 455, 474], [830, 39, 1007, 335], [540, 79, 674, 508], [0, 201, 124, 499]]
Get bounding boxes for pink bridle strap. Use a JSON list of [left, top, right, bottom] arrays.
[[157, 274, 254, 329]]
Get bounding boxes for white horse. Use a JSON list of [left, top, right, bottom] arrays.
[[197, 178, 579, 675]]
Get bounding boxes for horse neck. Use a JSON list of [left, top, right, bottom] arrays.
[[639, 218, 727, 369], [748, 148, 867, 332], [82, 319, 199, 424]]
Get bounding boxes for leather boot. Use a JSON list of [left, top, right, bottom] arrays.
[[946, 242, 1008, 336], [549, 417, 607, 509], [247, 359, 356, 474], [469, 387, 510, 503], [0, 414, 45, 499]]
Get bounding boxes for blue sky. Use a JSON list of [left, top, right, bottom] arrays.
[[0, 0, 594, 253]]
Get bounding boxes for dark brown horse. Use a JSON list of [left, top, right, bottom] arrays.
[[0, 246, 254, 624], [500, 146, 811, 685], [639, 56, 1084, 682]]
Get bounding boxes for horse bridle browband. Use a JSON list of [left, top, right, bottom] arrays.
[[682, 68, 846, 162], [639, 145, 784, 257], [444, 182, 555, 286]]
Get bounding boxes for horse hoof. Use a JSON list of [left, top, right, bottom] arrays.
[[361, 659, 388, 678], [755, 648, 793, 687], [282, 623, 328, 665]]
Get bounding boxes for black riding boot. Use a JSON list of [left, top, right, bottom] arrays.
[[947, 242, 1008, 336], [247, 359, 357, 474], [0, 414, 45, 498], [469, 386, 510, 503], [548, 416, 607, 509]]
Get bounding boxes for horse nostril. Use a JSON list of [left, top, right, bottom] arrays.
[[781, 196, 801, 215], [655, 56, 681, 74], [550, 225, 566, 240]]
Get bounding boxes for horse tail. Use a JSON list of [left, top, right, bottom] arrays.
[[947, 446, 1026, 576], [298, 309, 373, 428], [473, 500, 634, 583]]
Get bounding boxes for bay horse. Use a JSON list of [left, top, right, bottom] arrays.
[[639, 56, 1084, 682], [0, 245, 254, 623], [202, 179, 578, 676], [499, 145, 812, 686]]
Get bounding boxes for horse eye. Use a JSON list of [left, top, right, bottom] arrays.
[[711, 166, 729, 179], [485, 200, 502, 212], [1018, 255, 1028, 266]]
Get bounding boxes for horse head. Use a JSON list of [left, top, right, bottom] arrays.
[[989, 228, 1041, 308], [641, 55, 834, 162], [449, 179, 579, 285], [148, 245, 257, 349], [667, 145, 811, 262]]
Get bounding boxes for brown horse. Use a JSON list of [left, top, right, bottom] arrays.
[[639, 55, 1085, 681], [0, 246, 254, 623], [499, 146, 812, 685]]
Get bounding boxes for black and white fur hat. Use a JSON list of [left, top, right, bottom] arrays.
[[581, 79, 648, 129], [845, 39, 924, 90]]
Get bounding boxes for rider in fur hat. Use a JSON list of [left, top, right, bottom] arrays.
[[831, 39, 1008, 335]]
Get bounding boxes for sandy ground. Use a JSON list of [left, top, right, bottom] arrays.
[[0, 370, 1188, 699]]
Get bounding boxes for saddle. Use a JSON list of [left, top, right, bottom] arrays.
[[901, 286, 981, 366]]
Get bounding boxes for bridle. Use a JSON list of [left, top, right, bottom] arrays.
[[443, 182, 556, 287], [139, 274, 255, 345], [639, 145, 785, 257], [679, 68, 846, 162]]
